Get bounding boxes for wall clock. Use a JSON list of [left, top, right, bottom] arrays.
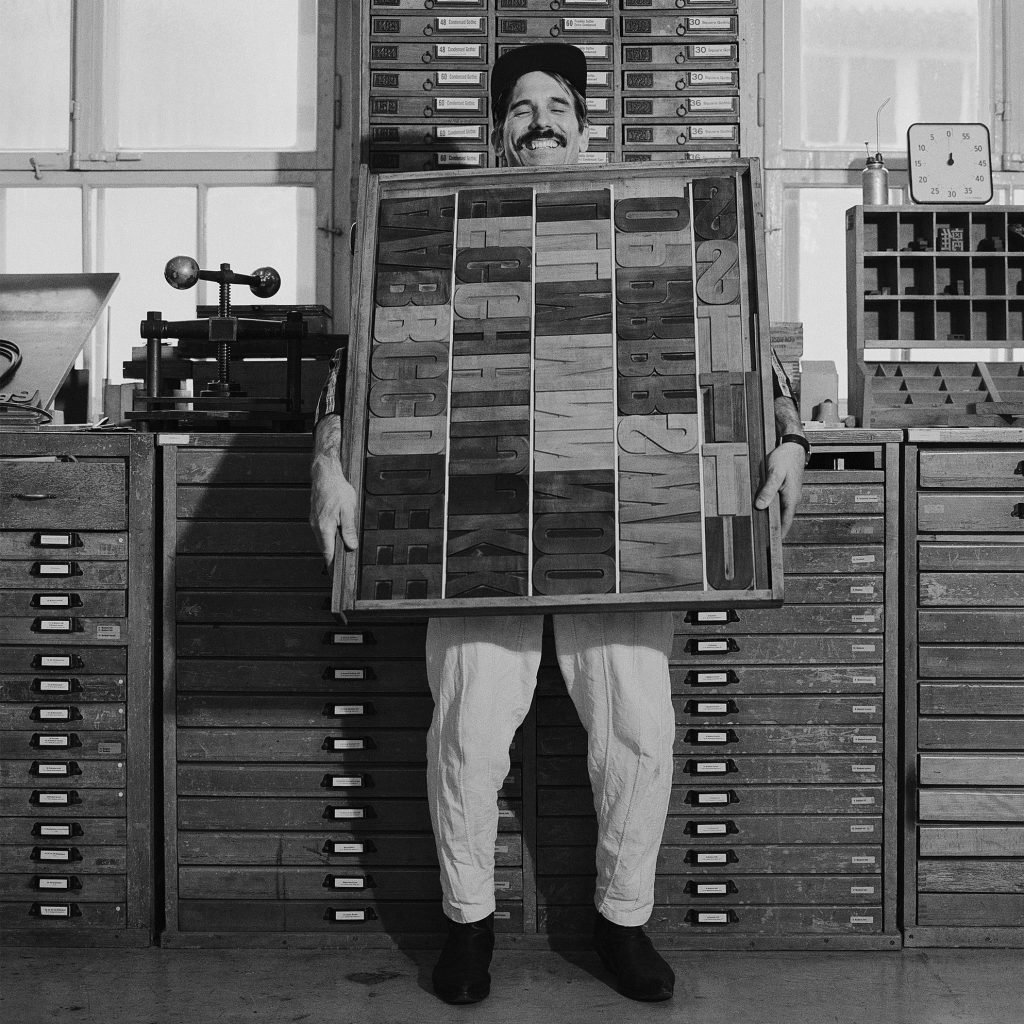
[[907, 122, 993, 204]]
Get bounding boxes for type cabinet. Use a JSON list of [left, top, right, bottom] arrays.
[[535, 432, 901, 948], [160, 434, 525, 944], [904, 429, 1024, 946], [0, 430, 154, 946]]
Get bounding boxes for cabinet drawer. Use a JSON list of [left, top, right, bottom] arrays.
[[0, 730, 127, 759], [175, 659, 428, 694], [0, 676, 126, 702], [176, 695, 432, 730], [670, 636, 883, 664], [0, 591, 126, 618], [0, 703, 125, 731], [781, 547, 884, 574], [0, 759, 126, 787], [919, 449, 1024, 488], [919, 572, 1024, 606], [674, 605, 883, 634], [918, 717, 1024, 749], [2, 645, 126, 674], [667, 665, 883, 695], [919, 684, 1024, 716], [0, 901, 126, 929], [797, 484, 885, 514], [785, 516, 885, 545], [919, 610, 1024, 643], [0, 617, 129, 645], [918, 493, 1024, 532], [0, 845, 127, 872], [780, 574, 883, 604], [176, 624, 428, 659], [920, 645, 1024, 680], [0, 788, 126, 817], [0, 532, 127, 559], [917, 894, 1024, 927], [0, 817, 126, 845], [919, 789, 1024, 821], [0, 462, 125, 529], [919, 754, 1024, 785], [919, 826, 1024, 857], [0, 560, 128, 589], [918, 859, 1024, 893], [0, 873, 126, 900]]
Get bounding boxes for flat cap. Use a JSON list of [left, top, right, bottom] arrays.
[[490, 43, 588, 122]]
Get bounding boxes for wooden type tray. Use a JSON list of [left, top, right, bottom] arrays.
[[336, 160, 781, 614]]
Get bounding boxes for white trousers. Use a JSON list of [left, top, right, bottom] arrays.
[[425, 611, 676, 927]]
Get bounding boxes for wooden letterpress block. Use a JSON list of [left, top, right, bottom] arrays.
[[694, 240, 740, 306], [696, 303, 744, 371], [453, 317, 532, 355], [368, 379, 446, 418], [447, 516, 529, 560], [445, 567, 529, 598], [616, 266, 694, 309], [533, 470, 615, 513], [534, 280, 613, 336], [370, 340, 450, 381], [374, 303, 450, 344], [362, 527, 444, 566], [533, 511, 616, 555], [360, 564, 443, 601], [535, 247, 613, 282], [363, 491, 445, 531], [702, 442, 753, 590], [615, 230, 691, 270], [453, 281, 532, 320], [535, 389, 613, 432], [536, 189, 612, 222], [454, 246, 532, 284], [617, 452, 702, 522], [457, 216, 534, 249], [614, 196, 690, 235], [379, 195, 456, 234], [534, 428, 615, 473], [449, 435, 530, 475], [449, 416, 530, 438], [691, 179, 737, 241], [617, 375, 697, 416], [363, 454, 446, 495], [451, 389, 532, 409], [447, 473, 528, 515], [619, 527, 704, 592], [458, 188, 533, 220], [617, 336, 695, 377], [446, 512, 529, 598], [535, 334, 613, 392], [535, 218, 612, 252], [617, 414, 700, 455], [700, 372, 747, 443], [378, 229, 454, 270], [451, 351, 532, 393], [375, 268, 451, 307], [450, 404, 530, 425], [532, 553, 616, 595], [367, 414, 447, 456]]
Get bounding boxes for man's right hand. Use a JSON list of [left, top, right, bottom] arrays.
[[309, 416, 359, 566]]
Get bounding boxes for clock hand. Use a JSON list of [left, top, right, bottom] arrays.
[[947, 153, 955, 165]]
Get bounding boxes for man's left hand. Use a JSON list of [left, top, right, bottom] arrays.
[[754, 441, 806, 538]]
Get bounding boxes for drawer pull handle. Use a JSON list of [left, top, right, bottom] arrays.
[[1012, 503, 1024, 519], [1015, 461, 1024, 476], [14, 492, 57, 501]]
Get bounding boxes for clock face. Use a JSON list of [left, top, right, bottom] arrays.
[[907, 122, 993, 204]]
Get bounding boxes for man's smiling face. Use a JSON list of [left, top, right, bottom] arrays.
[[498, 70, 589, 167]]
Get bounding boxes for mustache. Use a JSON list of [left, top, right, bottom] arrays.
[[516, 127, 567, 149]]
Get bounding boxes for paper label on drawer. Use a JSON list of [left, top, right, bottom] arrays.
[[851, 764, 876, 773], [40, 825, 72, 837], [853, 705, 877, 714], [38, 534, 72, 546], [850, 824, 875, 834], [690, 44, 734, 57], [698, 912, 730, 924], [39, 905, 70, 917], [852, 675, 877, 685], [332, 633, 365, 645], [696, 883, 729, 895], [332, 808, 365, 820], [695, 762, 728, 773], [587, 124, 609, 141], [697, 641, 729, 653], [95, 625, 121, 640], [157, 433, 191, 445], [852, 644, 876, 653], [436, 43, 481, 58], [696, 672, 729, 684], [697, 732, 728, 743], [331, 739, 365, 751], [436, 71, 482, 86], [562, 17, 609, 31], [39, 595, 71, 608], [696, 703, 729, 714], [39, 680, 72, 692], [687, 96, 737, 112], [690, 70, 736, 85], [493, 911, 511, 921], [331, 843, 364, 854], [39, 708, 70, 720], [39, 564, 71, 575], [39, 620, 72, 632], [851, 886, 876, 895], [38, 736, 70, 747], [851, 613, 877, 624], [40, 657, 71, 668], [494, 880, 510, 891], [38, 877, 69, 890], [687, 17, 733, 30], [332, 669, 366, 681], [576, 44, 610, 59], [332, 910, 366, 922], [332, 877, 366, 889], [498, 808, 514, 818], [852, 735, 878, 744], [697, 792, 729, 804], [587, 71, 610, 86], [696, 610, 730, 623], [39, 793, 69, 804], [852, 856, 877, 865], [331, 777, 363, 788], [851, 796, 876, 806], [436, 16, 482, 30], [851, 555, 876, 564], [696, 823, 728, 835], [437, 152, 484, 166], [39, 849, 71, 860], [38, 764, 69, 775], [850, 915, 875, 925], [586, 97, 609, 113], [579, 152, 609, 164], [435, 97, 482, 112], [436, 126, 484, 141], [855, 494, 880, 503], [333, 705, 365, 716], [96, 742, 122, 754], [697, 852, 728, 864], [688, 125, 736, 140]]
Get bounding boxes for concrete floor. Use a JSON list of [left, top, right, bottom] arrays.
[[2, 947, 1022, 1024]]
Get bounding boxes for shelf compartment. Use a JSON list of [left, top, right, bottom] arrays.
[[935, 213, 970, 252], [934, 301, 971, 343], [899, 211, 935, 252], [863, 211, 899, 252], [863, 256, 898, 295], [971, 300, 1007, 342], [863, 299, 900, 342], [900, 257, 935, 297], [971, 210, 1007, 252], [900, 300, 937, 342]]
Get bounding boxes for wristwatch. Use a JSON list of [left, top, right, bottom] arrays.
[[779, 433, 811, 465]]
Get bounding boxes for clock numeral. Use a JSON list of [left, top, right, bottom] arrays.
[[930, 188, 940, 195], [975, 175, 987, 182]]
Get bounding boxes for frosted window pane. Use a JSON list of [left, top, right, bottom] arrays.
[[0, 0, 72, 151], [96, 189, 197, 383], [792, 188, 861, 406], [783, 0, 991, 151], [1, 189, 81, 272], [206, 188, 316, 306], [108, 0, 317, 151]]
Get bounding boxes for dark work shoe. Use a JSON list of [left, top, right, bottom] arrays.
[[593, 914, 675, 1002], [431, 913, 495, 1004]]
